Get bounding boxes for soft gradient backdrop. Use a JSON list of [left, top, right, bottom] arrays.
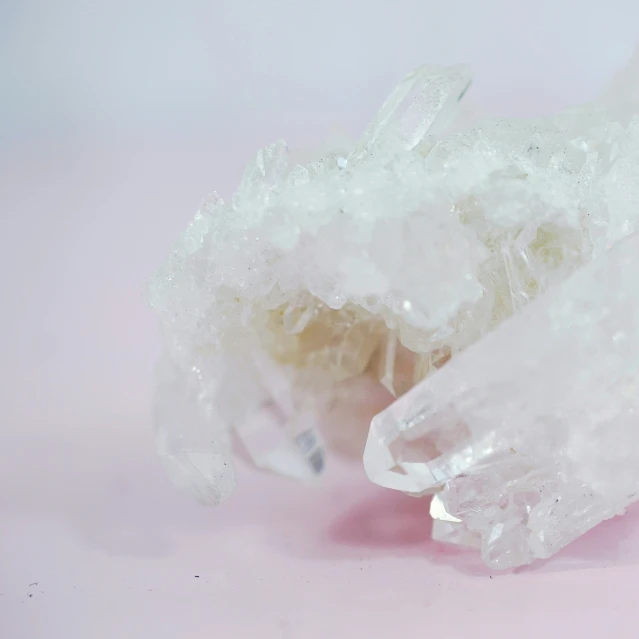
[[2, 2, 639, 637]]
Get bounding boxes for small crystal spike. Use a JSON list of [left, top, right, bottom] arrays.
[[351, 65, 472, 161]]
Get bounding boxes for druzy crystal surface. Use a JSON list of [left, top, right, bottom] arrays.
[[149, 55, 639, 567]]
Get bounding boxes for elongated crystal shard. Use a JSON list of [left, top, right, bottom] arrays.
[[365, 233, 639, 568], [351, 64, 471, 161], [153, 358, 236, 505], [225, 353, 325, 479]]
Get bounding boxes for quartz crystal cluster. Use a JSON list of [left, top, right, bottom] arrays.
[[149, 55, 639, 568]]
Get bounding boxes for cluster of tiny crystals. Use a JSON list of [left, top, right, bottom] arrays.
[[149, 57, 639, 568]]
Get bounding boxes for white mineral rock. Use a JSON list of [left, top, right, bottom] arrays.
[[149, 53, 639, 566]]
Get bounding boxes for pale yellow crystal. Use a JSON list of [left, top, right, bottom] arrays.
[[261, 300, 385, 382]]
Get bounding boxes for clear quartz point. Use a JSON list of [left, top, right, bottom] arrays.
[[365, 234, 639, 568], [226, 353, 325, 479], [153, 358, 236, 505], [350, 64, 471, 161], [430, 493, 482, 549]]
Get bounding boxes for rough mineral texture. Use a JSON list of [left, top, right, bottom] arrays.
[[149, 54, 639, 567]]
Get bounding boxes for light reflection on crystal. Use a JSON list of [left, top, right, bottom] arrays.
[[430, 493, 482, 549]]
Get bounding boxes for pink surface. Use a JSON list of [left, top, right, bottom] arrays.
[[5, 3, 639, 636], [3, 139, 639, 638]]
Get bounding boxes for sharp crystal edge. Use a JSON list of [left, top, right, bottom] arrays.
[[365, 233, 639, 569]]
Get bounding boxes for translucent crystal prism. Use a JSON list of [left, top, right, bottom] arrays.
[[153, 358, 236, 505], [225, 353, 325, 479], [350, 64, 472, 161], [365, 234, 639, 568]]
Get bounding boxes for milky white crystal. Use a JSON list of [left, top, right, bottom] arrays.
[[149, 53, 639, 565]]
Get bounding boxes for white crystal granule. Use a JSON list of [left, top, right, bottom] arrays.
[[365, 232, 639, 569]]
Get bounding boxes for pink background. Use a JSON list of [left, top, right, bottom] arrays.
[[2, 2, 639, 637]]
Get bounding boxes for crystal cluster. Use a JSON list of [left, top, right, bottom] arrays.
[[149, 54, 639, 567]]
